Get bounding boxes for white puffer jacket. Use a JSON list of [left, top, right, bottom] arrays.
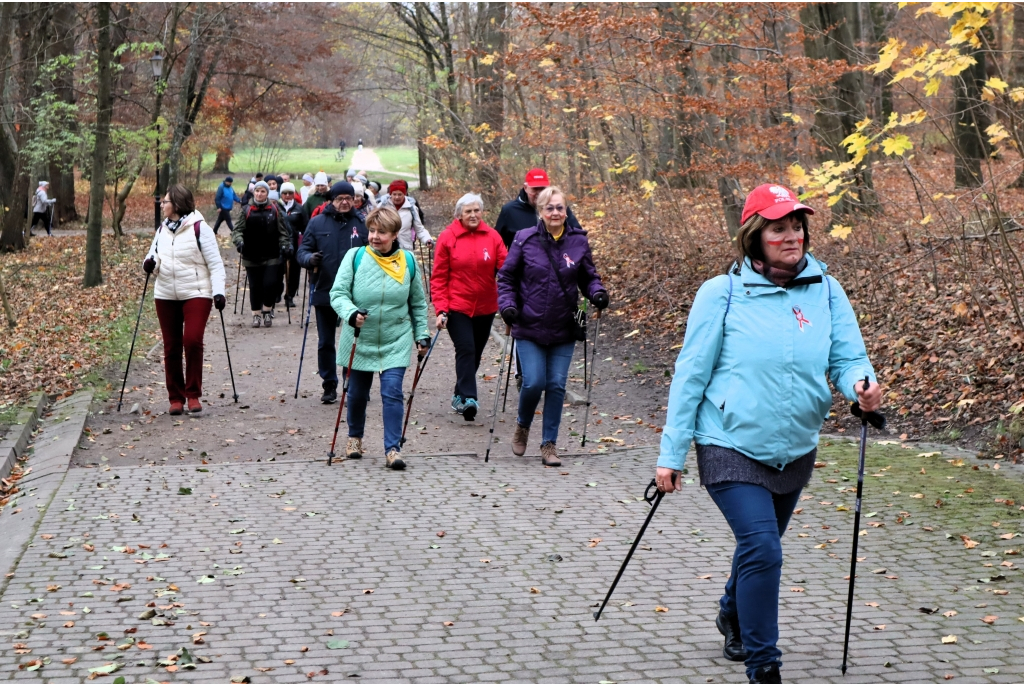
[[145, 211, 226, 301]]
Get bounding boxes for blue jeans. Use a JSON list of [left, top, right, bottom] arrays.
[[314, 305, 338, 387], [346, 367, 406, 453], [515, 339, 575, 445], [704, 481, 803, 677]]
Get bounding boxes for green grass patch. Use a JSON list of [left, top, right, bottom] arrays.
[[79, 294, 158, 403], [816, 439, 1024, 549], [200, 146, 418, 183]]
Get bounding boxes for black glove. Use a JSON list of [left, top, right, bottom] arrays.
[[500, 307, 518, 325], [281, 245, 294, 259], [213, 294, 226, 311], [143, 257, 156, 274], [592, 290, 609, 310], [416, 338, 429, 358], [236, 242, 244, 254], [309, 252, 323, 267], [348, 311, 361, 327]]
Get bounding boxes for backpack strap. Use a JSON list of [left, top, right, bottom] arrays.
[[193, 222, 201, 248], [351, 247, 416, 288]]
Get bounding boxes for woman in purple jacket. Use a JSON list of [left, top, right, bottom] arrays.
[[497, 187, 609, 466]]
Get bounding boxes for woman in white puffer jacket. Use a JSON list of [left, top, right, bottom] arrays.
[[143, 184, 226, 416]]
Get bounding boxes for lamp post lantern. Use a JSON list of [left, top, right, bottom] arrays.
[[150, 51, 164, 230]]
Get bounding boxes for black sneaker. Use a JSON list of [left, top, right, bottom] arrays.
[[716, 609, 747, 662], [321, 386, 338, 404], [285, 296, 295, 308], [749, 663, 781, 684]]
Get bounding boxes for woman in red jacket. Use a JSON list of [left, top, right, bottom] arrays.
[[431, 193, 507, 421]]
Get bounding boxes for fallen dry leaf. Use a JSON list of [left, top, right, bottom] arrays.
[[941, 635, 957, 644], [62, 658, 77, 665], [943, 610, 958, 618], [530, 587, 540, 594], [331, 611, 345, 617], [443, 621, 454, 626], [587, 538, 602, 547], [790, 587, 805, 593], [874, 624, 886, 631], [654, 606, 669, 613], [362, 589, 374, 594], [981, 615, 998, 624], [284, 659, 295, 665], [865, 602, 880, 608], [480, 558, 491, 563], [697, 574, 712, 580], [63, 621, 74, 628], [436, 531, 445, 537]]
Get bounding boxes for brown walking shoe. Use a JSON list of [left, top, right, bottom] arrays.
[[540, 442, 561, 467], [385, 449, 406, 470], [512, 422, 529, 456], [345, 437, 363, 460]]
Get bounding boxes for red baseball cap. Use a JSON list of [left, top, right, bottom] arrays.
[[524, 168, 550, 187], [740, 183, 815, 225]]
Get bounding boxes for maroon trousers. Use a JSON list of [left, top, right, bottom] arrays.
[[155, 297, 212, 403]]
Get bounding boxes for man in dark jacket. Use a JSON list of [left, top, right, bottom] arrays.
[[494, 168, 581, 248], [213, 177, 241, 234], [296, 181, 368, 403], [277, 182, 308, 309]]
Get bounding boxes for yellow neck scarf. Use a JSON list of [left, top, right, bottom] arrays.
[[548, 225, 565, 242], [368, 247, 406, 284]]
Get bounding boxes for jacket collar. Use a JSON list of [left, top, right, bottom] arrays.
[[446, 218, 493, 238], [737, 254, 825, 292], [533, 220, 584, 242], [516, 188, 532, 208]]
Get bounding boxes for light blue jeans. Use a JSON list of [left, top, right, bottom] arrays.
[[346, 367, 406, 453], [514, 338, 575, 445]]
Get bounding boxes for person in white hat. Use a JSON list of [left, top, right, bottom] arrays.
[[300, 173, 314, 204], [31, 180, 57, 236], [303, 171, 331, 220]]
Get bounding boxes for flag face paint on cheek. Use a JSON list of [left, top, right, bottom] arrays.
[[765, 237, 803, 246]]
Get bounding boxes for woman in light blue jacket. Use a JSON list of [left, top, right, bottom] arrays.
[[656, 184, 882, 685]]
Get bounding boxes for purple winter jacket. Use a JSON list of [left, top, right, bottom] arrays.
[[497, 223, 606, 345]]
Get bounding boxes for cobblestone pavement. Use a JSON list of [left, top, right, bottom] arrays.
[[3, 440, 1024, 683]]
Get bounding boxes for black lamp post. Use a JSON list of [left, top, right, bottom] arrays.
[[150, 51, 164, 230]]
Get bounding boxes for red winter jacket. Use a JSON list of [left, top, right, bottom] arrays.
[[431, 219, 507, 317]]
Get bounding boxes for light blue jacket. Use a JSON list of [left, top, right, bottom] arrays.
[[658, 255, 876, 472], [215, 183, 241, 211]]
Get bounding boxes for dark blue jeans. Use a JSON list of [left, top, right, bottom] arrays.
[[515, 338, 575, 445], [314, 305, 338, 388], [346, 367, 406, 453], [704, 481, 803, 677]]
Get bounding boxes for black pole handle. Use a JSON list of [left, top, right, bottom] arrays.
[[850, 376, 886, 430], [353, 308, 368, 337]]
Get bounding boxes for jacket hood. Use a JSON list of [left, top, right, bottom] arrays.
[[178, 210, 207, 227]]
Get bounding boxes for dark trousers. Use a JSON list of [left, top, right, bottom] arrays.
[[245, 264, 279, 311], [704, 481, 803, 677], [314, 305, 339, 388], [212, 208, 234, 234], [446, 311, 494, 400], [154, 297, 212, 403], [31, 211, 51, 234]]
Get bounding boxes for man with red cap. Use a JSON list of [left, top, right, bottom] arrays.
[[494, 168, 580, 248], [378, 179, 431, 251]]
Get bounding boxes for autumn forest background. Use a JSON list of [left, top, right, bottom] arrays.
[[0, 2, 1022, 460]]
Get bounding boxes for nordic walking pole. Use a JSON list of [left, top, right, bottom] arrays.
[[233, 253, 243, 314], [841, 377, 886, 675], [240, 272, 248, 316], [484, 325, 512, 463], [294, 275, 316, 399], [327, 309, 367, 465], [300, 268, 307, 321], [501, 339, 515, 413], [400, 316, 446, 448], [285, 261, 292, 325], [117, 273, 151, 412], [219, 307, 238, 403], [580, 310, 603, 447], [594, 474, 677, 621]]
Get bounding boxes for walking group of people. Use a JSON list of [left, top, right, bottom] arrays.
[[141, 163, 882, 682]]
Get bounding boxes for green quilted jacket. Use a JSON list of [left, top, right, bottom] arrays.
[[330, 246, 429, 372]]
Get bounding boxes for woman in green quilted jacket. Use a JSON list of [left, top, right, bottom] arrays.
[[330, 206, 429, 470]]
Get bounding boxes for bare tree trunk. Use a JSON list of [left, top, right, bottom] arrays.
[[47, 5, 79, 225], [84, 2, 113, 287], [0, 4, 48, 252], [167, 7, 220, 187], [473, 2, 506, 202], [952, 16, 987, 188], [800, 2, 880, 216]]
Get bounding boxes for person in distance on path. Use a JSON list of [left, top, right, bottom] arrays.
[[497, 186, 608, 467], [330, 206, 428, 471], [232, 181, 291, 328], [277, 182, 307, 309], [297, 181, 368, 404], [303, 171, 331, 220], [31, 180, 57, 236], [431, 193, 507, 421], [377, 179, 432, 251], [212, 176, 242, 235], [494, 168, 580, 249], [143, 184, 226, 416], [655, 184, 882, 685]]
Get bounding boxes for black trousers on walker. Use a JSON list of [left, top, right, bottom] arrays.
[[446, 311, 495, 401]]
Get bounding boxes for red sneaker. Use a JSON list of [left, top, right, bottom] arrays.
[[169, 401, 184, 416], [187, 398, 202, 414]]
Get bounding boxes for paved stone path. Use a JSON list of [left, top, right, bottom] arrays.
[[2, 439, 1023, 683]]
